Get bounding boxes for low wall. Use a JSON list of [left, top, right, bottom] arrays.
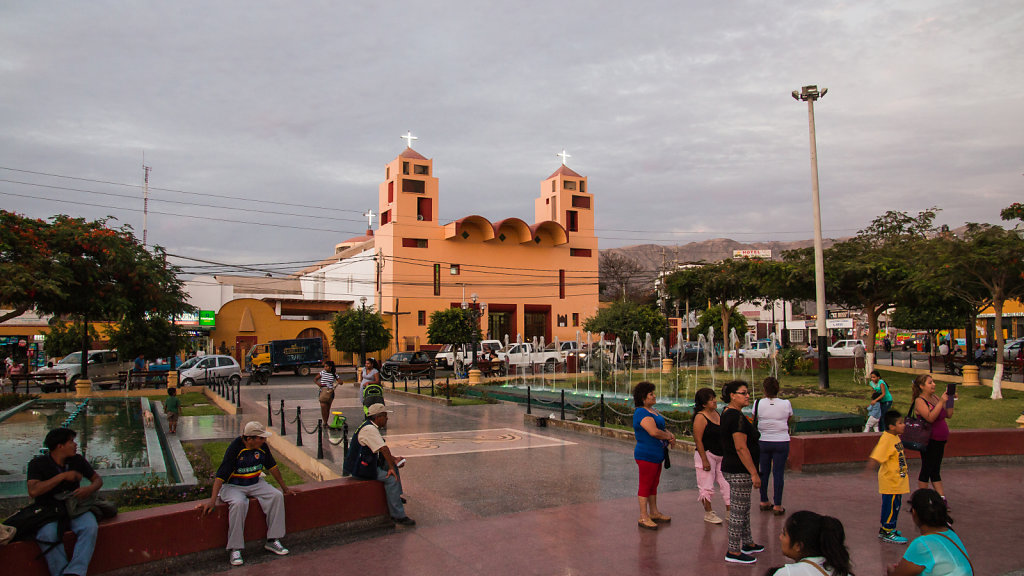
[[788, 428, 1024, 471], [2, 478, 388, 575]]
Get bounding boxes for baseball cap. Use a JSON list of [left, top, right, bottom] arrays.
[[366, 404, 392, 417], [242, 421, 272, 438]]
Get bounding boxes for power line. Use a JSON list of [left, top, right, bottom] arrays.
[[0, 178, 367, 223], [0, 166, 366, 214]]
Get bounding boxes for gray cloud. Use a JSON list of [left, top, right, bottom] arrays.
[[1, 1, 1020, 271]]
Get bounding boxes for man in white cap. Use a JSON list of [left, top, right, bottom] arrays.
[[201, 421, 295, 566], [346, 403, 415, 526]]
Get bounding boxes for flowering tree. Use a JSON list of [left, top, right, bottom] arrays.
[[0, 211, 192, 378]]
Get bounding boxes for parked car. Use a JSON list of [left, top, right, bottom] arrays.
[[827, 339, 864, 357], [670, 341, 707, 364], [33, 349, 131, 390], [739, 339, 774, 359], [435, 340, 503, 369], [381, 351, 436, 379], [178, 354, 241, 387], [1002, 338, 1024, 361]]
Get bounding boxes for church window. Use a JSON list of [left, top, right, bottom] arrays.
[[566, 210, 578, 232], [381, 210, 391, 225], [414, 164, 429, 175], [572, 195, 590, 209], [579, 181, 585, 193], [563, 180, 576, 190], [403, 161, 409, 175], [551, 181, 555, 192], [450, 264, 460, 275], [570, 248, 591, 257], [402, 179, 425, 193], [417, 197, 432, 221], [402, 238, 428, 248], [572, 313, 579, 326], [418, 311, 426, 326], [388, 181, 394, 203], [559, 269, 565, 299]]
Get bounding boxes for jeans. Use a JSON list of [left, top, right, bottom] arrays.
[[36, 511, 98, 576], [758, 440, 790, 506], [376, 466, 407, 519]]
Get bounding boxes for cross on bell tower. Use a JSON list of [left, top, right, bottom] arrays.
[[401, 131, 418, 148]]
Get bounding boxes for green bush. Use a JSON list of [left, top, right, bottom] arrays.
[[777, 348, 814, 376]]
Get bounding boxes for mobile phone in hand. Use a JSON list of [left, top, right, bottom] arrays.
[[945, 382, 957, 409]]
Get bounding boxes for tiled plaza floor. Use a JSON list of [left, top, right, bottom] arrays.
[[186, 375, 1024, 576]]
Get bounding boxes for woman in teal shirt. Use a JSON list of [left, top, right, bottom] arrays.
[[887, 489, 972, 576], [869, 369, 892, 415]]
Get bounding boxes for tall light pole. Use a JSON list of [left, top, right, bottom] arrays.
[[793, 84, 830, 389], [359, 296, 367, 366]]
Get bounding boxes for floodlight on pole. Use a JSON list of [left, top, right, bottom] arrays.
[[793, 84, 830, 390]]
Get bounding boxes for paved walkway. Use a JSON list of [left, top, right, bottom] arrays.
[[187, 376, 1024, 576]]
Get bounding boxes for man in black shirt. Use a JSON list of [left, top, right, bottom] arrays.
[[26, 427, 104, 576]]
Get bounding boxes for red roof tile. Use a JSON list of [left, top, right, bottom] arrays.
[[399, 147, 427, 160], [547, 164, 582, 179]]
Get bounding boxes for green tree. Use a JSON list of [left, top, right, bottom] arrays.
[[922, 223, 1024, 398], [329, 306, 392, 363], [582, 300, 667, 349], [106, 315, 186, 363], [0, 211, 192, 378], [43, 318, 101, 359], [427, 307, 481, 346], [788, 209, 937, 375], [693, 305, 749, 339], [666, 258, 764, 366]]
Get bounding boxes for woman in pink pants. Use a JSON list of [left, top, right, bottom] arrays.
[[692, 387, 730, 524]]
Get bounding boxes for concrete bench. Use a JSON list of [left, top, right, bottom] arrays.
[[2, 478, 388, 575]]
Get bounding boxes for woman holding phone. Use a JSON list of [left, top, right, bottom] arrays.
[[912, 374, 954, 509]]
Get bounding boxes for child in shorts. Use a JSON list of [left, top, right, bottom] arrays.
[[869, 410, 909, 544]]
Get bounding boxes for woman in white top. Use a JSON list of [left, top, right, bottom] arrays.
[[769, 510, 852, 575], [756, 376, 794, 515], [315, 360, 341, 426]]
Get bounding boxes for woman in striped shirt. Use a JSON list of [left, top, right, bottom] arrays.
[[316, 360, 341, 426]]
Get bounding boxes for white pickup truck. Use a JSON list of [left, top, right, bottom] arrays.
[[503, 343, 562, 368], [435, 340, 504, 369]]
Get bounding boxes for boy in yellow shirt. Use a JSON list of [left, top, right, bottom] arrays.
[[869, 410, 909, 544]]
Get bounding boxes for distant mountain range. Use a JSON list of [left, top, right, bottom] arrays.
[[602, 237, 841, 273]]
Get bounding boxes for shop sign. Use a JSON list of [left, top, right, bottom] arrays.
[[174, 312, 200, 326], [732, 249, 772, 259], [199, 310, 216, 327]]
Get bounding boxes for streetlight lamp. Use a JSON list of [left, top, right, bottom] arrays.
[[792, 84, 830, 389], [359, 296, 367, 366]]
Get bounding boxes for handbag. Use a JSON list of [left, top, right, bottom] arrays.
[[318, 387, 334, 403], [901, 401, 931, 452], [663, 446, 671, 469]]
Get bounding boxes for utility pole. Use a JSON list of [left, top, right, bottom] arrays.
[[142, 158, 151, 247]]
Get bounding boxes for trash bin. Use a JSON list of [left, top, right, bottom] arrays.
[[566, 354, 578, 373]]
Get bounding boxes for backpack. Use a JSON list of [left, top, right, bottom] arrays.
[[342, 420, 380, 479]]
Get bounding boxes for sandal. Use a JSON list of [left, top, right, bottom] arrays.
[[773, 507, 785, 516], [638, 518, 658, 530], [650, 514, 672, 523], [759, 503, 773, 511]]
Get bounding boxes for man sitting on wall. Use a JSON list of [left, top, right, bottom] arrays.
[[27, 427, 104, 576], [344, 404, 415, 526], [200, 421, 295, 567]]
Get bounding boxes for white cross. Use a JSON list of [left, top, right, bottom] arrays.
[[401, 131, 418, 148], [556, 148, 571, 165], [363, 209, 376, 229]]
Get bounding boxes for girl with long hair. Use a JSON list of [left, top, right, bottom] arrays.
[[692, 387, 729, 524], [887, 489, 972, 576], [911, 374, 954, 506], [768, 510, 853, 575]]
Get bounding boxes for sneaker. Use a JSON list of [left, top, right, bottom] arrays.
[[704, 510, 723, 524], [264, 539, 289, 555], [229, 550, 243, 566], [392, 516, 416, 526], [725, 552, 757, 564], [741, 543, 766, 554], [878, 530, 908, 545]]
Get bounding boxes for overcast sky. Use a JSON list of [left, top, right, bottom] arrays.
[[2, 1, 1021, 275]]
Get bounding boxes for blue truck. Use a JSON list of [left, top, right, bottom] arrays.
[[245, 338, 324, 379]]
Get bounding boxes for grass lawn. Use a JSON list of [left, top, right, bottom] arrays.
[[201, 441, 305, 489], [153, 391, 226, 416], [550, 367, 1024, 430]]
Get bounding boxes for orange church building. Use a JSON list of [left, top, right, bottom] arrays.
[[371, 144, 600, 351]]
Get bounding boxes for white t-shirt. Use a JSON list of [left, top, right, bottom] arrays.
[[755, 397, 793, 442], [775, 557, 844, 576]]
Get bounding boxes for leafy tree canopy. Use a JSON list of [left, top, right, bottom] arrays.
[[427, 307, 482, 345], [106, 315, 186, 362], [329, 306, 392, 359], [43, 318, 100, 360], [693, 304, 749, 339], [582, 300, 667, 346]]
